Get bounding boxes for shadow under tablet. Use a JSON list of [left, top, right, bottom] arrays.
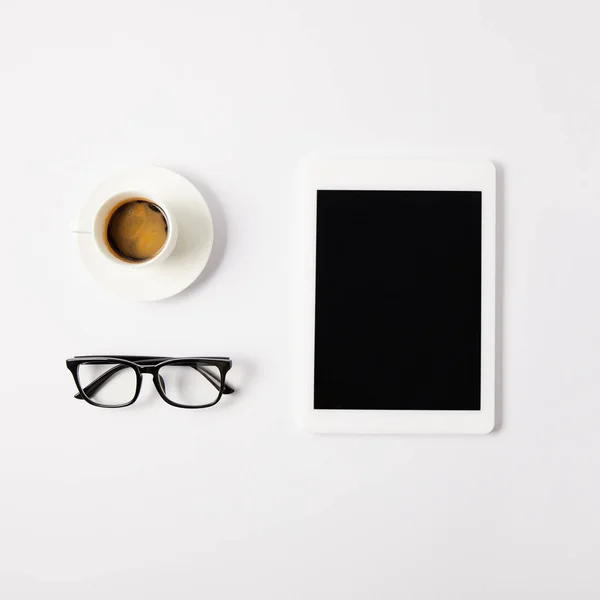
[[314, 190, 482, 411]]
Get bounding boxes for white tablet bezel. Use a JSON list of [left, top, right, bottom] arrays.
[[295, 159, 496, 434]]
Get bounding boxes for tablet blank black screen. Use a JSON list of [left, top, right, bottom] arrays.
[[314, 190, 482, 410]]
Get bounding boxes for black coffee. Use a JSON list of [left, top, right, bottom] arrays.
[[106, 199, 168, 262]]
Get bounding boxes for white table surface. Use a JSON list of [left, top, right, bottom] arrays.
[[1, 1, 599, 598]]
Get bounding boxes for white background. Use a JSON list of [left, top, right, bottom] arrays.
[[0, 0, 599, 598]]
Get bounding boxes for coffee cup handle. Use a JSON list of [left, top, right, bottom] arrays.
[[70, 220, 92, 234]]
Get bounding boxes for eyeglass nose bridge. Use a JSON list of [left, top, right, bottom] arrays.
[[139, 366, 156, 375]]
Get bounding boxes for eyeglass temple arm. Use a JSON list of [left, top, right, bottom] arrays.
[[75, 361, 233, 399], [107, 356, 234, 393]]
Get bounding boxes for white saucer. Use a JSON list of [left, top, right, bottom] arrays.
[[75, 167, 213, 301]]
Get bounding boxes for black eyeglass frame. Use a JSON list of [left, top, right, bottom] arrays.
[[66, 355, 234, 409]]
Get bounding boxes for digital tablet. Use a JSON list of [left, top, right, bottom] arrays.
[[295, 159, 496, 434]]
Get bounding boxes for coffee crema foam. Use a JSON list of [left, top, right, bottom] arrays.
[[106, 199, 168, 262]]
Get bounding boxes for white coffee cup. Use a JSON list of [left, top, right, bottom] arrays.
[[71, 191, 178, 269]]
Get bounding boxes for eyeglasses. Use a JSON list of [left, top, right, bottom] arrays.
[[66, 355, 234, 408]]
